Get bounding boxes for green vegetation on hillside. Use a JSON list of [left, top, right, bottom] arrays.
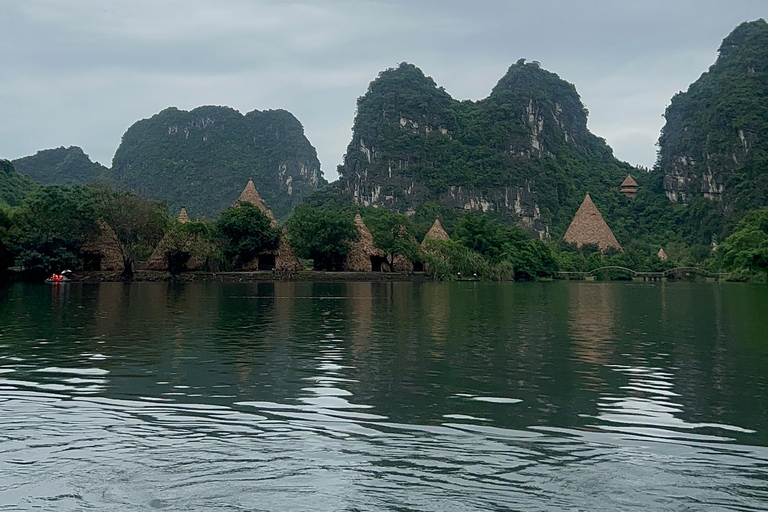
[[658, 19, 768, 217], [337, 61, 635, 236], [12, 146, 109, 186], [0, 160, 35, 207], [715, 207, 768, 282], [112, 106, 325, 219]]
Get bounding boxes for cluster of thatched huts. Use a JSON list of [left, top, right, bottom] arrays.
[[80, 179, 453, 274], [343, 213, 449, 273], [79, 174, 667, 273]]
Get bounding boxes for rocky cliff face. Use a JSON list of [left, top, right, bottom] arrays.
[[12, 146, 109, 186], [658, 19, 768, 210], [337, 61, 632, 238], [112, 106, 325, 219]]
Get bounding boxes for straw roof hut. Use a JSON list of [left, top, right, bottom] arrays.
[[620, 175, 639, 199], [232, 179, 301, 272], [657, 247, 668, 261], [421, 219, 449, 247], [177, 207, 191, 224], [391, 225, 418, 272], [146, 227, 211, 271], [563, 193, 622, 253], [236, 178, 277, 227], [275, 228, 302, 273], [345, 213, 385, 272], [81, 219, 125, 271]]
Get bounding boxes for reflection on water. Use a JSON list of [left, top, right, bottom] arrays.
[[1, 281, 767, 511]]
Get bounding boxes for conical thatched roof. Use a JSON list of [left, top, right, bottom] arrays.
[[275, 228, 302, 273], [421, 219, 449, 247], [620, 175, 638, 188], [345, 213, 384, 272], [146, 228, 212, 271], [236, 179, 277, 226], [391, 224, 418, 272], [563, 193, 622, 253], [81, 219, 125, 271], [657, 247, 668, 261], [177, 207, 190, 224]]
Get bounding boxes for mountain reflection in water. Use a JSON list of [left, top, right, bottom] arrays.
[[0, 281, 767, 511]]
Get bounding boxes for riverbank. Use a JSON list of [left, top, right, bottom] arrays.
[[63, 270, 434, 283]]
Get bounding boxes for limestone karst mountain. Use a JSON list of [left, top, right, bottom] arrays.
[[335, 61, 635, 238], [112, 106, 326, 219], [657, 19, 768, 212]]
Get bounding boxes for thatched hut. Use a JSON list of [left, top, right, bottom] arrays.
[[391, 225, 418, 272], [177, 207, 191, 223], [275, 228, 302, 272], [657, 247, 668, 261], [236, 178, 277, 227], [345, 213, 386, 272], [421, 219, 449, 247], [620, 175, 639, 199], [81, 220, 125, 271], [145, 227, 211, 272], [563, 193, 622, 253], [233, 179, 301, 272]]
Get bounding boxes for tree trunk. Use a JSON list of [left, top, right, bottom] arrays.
[[120, 256, 134, 281]]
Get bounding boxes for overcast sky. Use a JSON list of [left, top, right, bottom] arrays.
[[1, 1, 765, 181]]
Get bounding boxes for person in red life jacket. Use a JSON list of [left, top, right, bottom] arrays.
[[48, 270, 71, 282]]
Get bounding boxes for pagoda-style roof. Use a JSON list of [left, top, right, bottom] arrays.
[[657, 247, 668, 261], [563, 193, 622, 253], [620, 175, 638, 188], [421, 219, 450, 247], [177, 207, 191, 224]]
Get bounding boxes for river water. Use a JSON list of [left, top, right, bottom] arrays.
[[0, 281, 767, 511]]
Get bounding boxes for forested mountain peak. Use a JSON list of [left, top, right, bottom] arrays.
[[337, 61, 632, 238], [12, 146, 109, 186], [112, 105, 326, 219], [658, 18, 768, 211]]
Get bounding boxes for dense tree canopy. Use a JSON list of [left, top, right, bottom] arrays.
[[716, 207, 768, 281], [217, 204, 280, 266], [287, 204, 358, 270], [0, 160, 35, 208], [361, 208, 419, 268], [11, 186, 99, 274]]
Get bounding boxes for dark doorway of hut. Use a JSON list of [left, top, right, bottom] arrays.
[[82, 253, 102, 271], [258, 254, 276, 271], [370, 256, 388, 272]]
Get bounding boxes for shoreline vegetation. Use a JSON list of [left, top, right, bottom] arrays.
[[0, 179, 766, 285]]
